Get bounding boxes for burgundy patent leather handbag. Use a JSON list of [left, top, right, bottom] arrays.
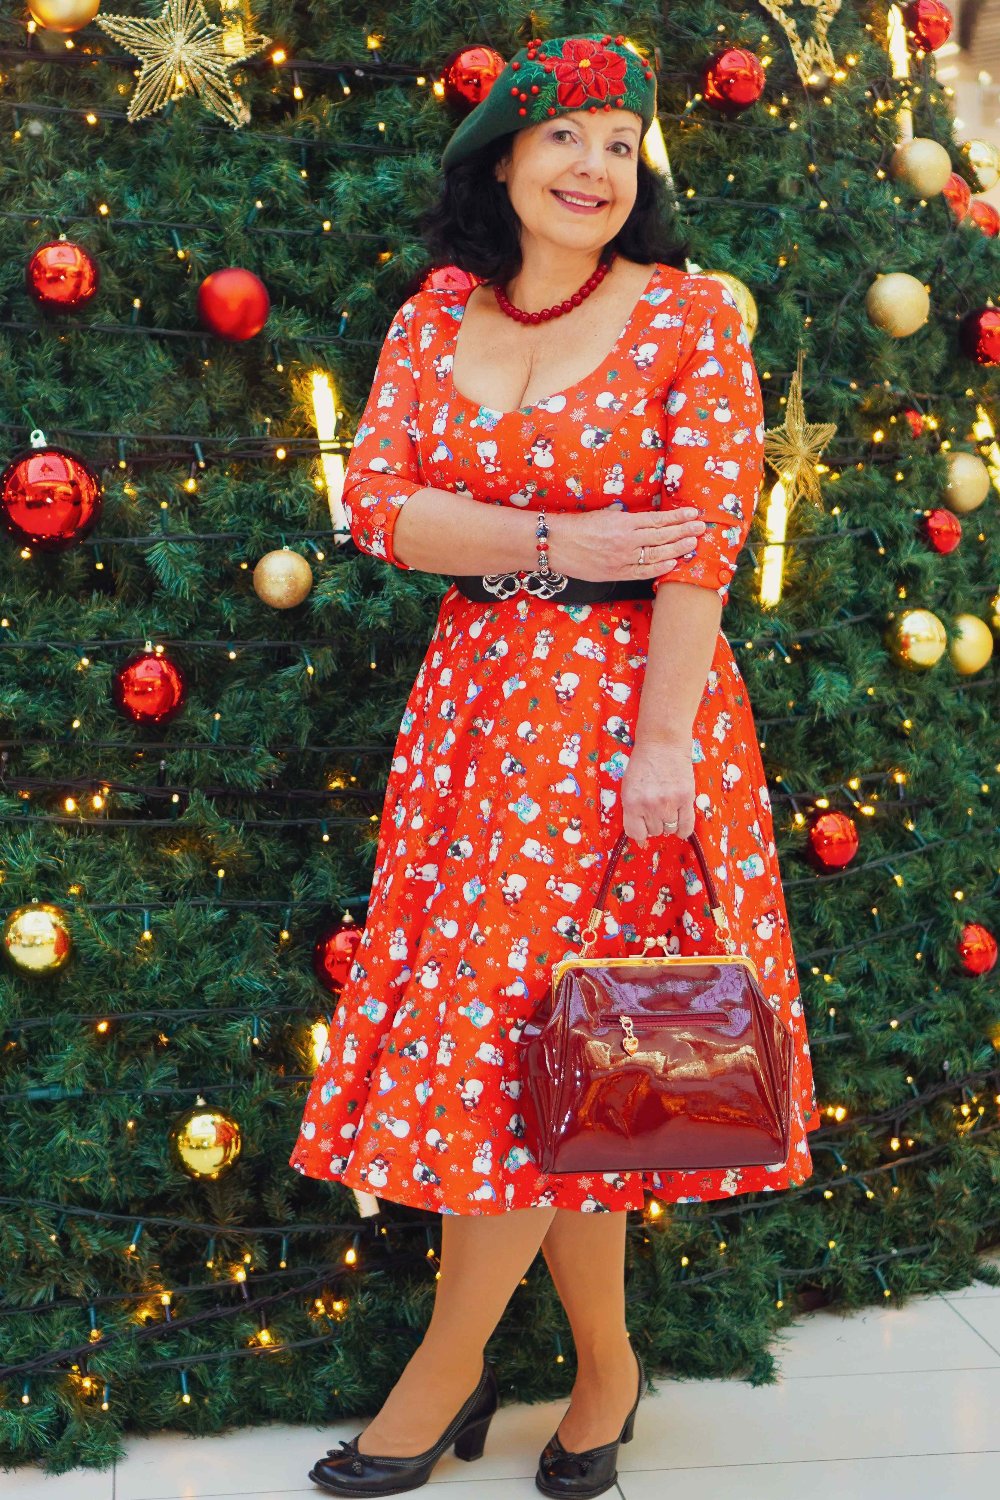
[[517, 829, 794, 1174]]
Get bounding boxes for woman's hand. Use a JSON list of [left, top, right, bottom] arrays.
[[621, 738, 696, 849], [549, 506, 705, 583]]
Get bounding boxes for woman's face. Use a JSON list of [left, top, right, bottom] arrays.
[[494, 109, 643, 258]]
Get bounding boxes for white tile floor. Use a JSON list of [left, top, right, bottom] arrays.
[[3, 1249, 999, 1500]]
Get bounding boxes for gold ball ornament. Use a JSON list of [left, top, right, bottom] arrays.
[[170, 1098, 243, 1179], [949, 613, 994, 674], [890, 138, 953, 197], [703, 271, 759, 341], [865, 273, 930, 337], [3, 902, 73, 974], [990, 589, 1000, 632], [943, 450, 991, 513], [27, 0, 100, 32], [961, 138, 1000, 192], [252, 548, 314, 609], [886, 608, 948, 669]]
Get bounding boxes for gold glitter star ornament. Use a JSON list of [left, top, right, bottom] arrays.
[[756, 0, 842, 87], [762, 350, 838, 512], [96, 0, 270, 129]]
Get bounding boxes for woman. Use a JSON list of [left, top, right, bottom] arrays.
[[294, 31, 820, 1499]]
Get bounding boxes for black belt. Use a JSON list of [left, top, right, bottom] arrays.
[[450, 572, 655, 604]]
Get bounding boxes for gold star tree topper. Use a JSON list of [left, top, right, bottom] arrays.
[[763, 349, 838, 512], [757, 0, 842, 86], [96, 0, 270, 130]]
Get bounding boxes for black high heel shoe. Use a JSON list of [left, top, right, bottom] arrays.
[[535, 1347, 645, 1499], [308, 1358, 498, 1496]]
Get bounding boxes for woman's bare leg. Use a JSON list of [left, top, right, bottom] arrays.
[[539, 1208, 641, 1450], [357, 1205, 557, 1455]]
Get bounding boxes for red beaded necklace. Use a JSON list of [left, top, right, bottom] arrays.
[[493, 252, 616, 324]]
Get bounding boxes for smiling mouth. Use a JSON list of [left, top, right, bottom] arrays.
[[551, 190, 608, 209]]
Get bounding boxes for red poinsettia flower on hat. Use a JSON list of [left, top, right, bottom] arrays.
[[553, 37, 628, 109]]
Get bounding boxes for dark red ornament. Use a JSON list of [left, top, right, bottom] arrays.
[[957, 922, 998, 975], [904, 0, 953, 51], [942, 173, 971, 221], [0, 441, 102, 552], [494, 252, 615, 324], [112, 649, 187, 724], [959, 306, 1000, 365], [807, 810, 859, 869], [420, 265, 480, 293], [902, 407, 925, 438], [439, 44, 506, 117], [26, 240, 99, 311], [969, 199, 1000, 237], [701, 48, 766, 113], [923, 508, 962, 553], [312, 912, 364, 992], [197, 268, 270, 341]]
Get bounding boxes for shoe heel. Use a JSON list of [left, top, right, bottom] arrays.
[[621, 1410, 636, 1443], [453, 1411, 493, 1461]]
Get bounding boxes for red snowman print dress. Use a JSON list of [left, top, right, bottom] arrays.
[[290, 261, 821, 1214]]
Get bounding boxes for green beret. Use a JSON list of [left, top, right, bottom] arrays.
[[442, 32, 658, 172]]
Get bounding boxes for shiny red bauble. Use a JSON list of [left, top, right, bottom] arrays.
[[420, 265, 480, 293], [807, 810, 859, 869], [969, 199, 1000, 237], [923, 508, 962, 553], [957, 922, 998, 975], [959, 306, 1000, 365], [112, 649, 187, 724], [439, 43, 507, 117], [197, 267, 270, 341], [312, 912, 363, 992], [904, 0, 953, 51], [942, 172, 971, 221], [26, 240, 99, 311], [701, 48, 766, 113], [0, 443, 103, 551]]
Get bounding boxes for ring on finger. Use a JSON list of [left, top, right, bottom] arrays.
[[637, 545, 646, 567]]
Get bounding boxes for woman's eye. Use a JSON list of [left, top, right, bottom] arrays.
[[553, 130, 632, 154]]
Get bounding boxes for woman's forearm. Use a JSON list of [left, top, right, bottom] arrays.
[[634, 583, 724, 748], [391, 486, 541, 574]]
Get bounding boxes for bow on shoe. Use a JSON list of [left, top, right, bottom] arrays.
[[325, 1436, 365, 1475]]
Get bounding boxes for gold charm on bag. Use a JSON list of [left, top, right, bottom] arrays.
[[620, 1015, 639, 1055]]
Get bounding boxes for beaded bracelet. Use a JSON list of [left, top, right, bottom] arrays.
[[535, 510, 553, 575]]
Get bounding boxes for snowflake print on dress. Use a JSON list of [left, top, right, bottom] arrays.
[[290, 262, 820, 1215]]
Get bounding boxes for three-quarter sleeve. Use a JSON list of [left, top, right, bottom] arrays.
[[651, 279, 765, 605], [342, 295, 427, 570]]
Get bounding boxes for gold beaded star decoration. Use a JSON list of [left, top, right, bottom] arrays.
[[96, 0, 270, 129], [756, 0, 842, 87], [763, 350, 838, 512]]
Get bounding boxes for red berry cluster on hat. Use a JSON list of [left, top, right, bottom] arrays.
[[442, 31, 658, 171]]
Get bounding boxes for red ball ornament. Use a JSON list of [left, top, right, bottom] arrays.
[[807, 810, 859, 869], [0, 441, 102, 552], [312, 912, 364, 993], [923, 507, 962, 553], [902, 407, 925, 438], [959, 306, 1000, 365], [439, 44, 507, 117], [957, 922, 998, 975], [420, 265, 480, 293], [26, 239, 99, 311], [701, 48, 766, 113], [904, 0, 953, 51], [941, 172, 971, 221], [112, 648, 187, 725], [969, 199, 1000, 237], [197, 268, 270, 341]]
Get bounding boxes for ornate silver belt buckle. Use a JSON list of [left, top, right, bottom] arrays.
[[480, 569, 569, 600]]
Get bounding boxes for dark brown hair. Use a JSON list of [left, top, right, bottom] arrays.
[[416, 130, 690, 286]]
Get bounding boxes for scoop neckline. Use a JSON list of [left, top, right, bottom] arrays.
[[444, 262, 662, 417]]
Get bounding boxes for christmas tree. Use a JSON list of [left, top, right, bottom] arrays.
[[1, 0, 998, 1475]]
